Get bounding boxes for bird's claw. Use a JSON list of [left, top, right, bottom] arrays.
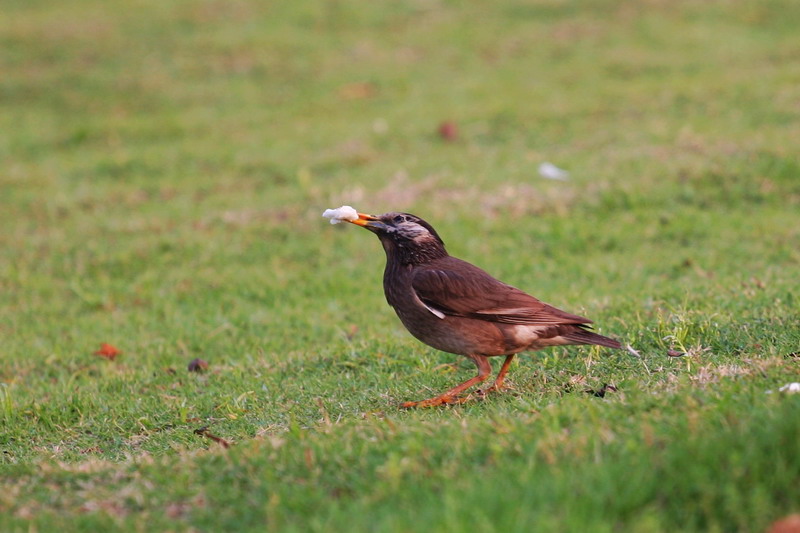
[[400, 394, 472, 409]]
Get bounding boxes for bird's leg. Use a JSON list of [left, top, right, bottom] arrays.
[[480, 354, 515, 394], [400, 355, 491, 408]]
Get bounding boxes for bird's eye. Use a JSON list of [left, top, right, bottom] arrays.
[[393, 215, 406, 224]]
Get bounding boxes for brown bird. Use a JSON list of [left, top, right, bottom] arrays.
[[341, 210, 621, 408]]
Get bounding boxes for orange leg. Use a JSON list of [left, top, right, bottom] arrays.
[[481, 354, 515, 394], [401, 354, 491, 409]]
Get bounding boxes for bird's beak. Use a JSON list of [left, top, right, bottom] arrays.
[[347, 213, 388, 232]]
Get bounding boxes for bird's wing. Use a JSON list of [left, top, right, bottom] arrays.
[[410, 257, 591, 326]]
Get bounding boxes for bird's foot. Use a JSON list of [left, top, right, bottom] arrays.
[[477, 382, 514, 396], [400, 394, 473, 409]]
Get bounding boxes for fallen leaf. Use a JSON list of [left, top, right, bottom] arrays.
[[767, 514, 800, 533], [94, 343, 121, 360], [188, 358, 209, 372], [437, 121, 458, 141]]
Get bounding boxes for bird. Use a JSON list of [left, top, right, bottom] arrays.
[[339, 210, 621, 408]]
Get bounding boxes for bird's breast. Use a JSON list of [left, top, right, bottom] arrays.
[[382, 269, 508, 356]]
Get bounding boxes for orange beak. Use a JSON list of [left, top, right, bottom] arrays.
[[347, 212, 379, 227], [347, 212, 389, 233]]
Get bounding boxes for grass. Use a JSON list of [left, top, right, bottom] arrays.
[[2, 0, 800, 530]]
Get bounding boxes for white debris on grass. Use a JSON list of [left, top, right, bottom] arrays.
[[322, 205, 359, 224], [765, 382, 800, 394], [780, 383, 800, 393], [767, 382, 800, 394], [538, 162, 570, 181], [778, 381, 800, 392]]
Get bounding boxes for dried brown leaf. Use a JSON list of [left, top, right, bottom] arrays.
[[437, 121, 458, 141], [188, 358, 209, 372], [767, 514, 800, 533]]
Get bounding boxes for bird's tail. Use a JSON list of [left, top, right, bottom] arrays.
[[563, 327, 622, 349]]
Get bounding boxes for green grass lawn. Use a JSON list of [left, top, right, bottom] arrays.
[[2, 0, 799, 530]]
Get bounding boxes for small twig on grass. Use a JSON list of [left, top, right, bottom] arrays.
[[626, 344, 651, 374], [316, 397, 332, 427], [193, 426, 231, 449]]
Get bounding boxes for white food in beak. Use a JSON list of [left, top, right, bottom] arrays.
[[322, 205, 359, 224]]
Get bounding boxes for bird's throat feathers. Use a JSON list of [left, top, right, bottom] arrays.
[[380, 234, 448, 266]]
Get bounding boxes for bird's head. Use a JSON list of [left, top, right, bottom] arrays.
[[348, 211, 447, 264]]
